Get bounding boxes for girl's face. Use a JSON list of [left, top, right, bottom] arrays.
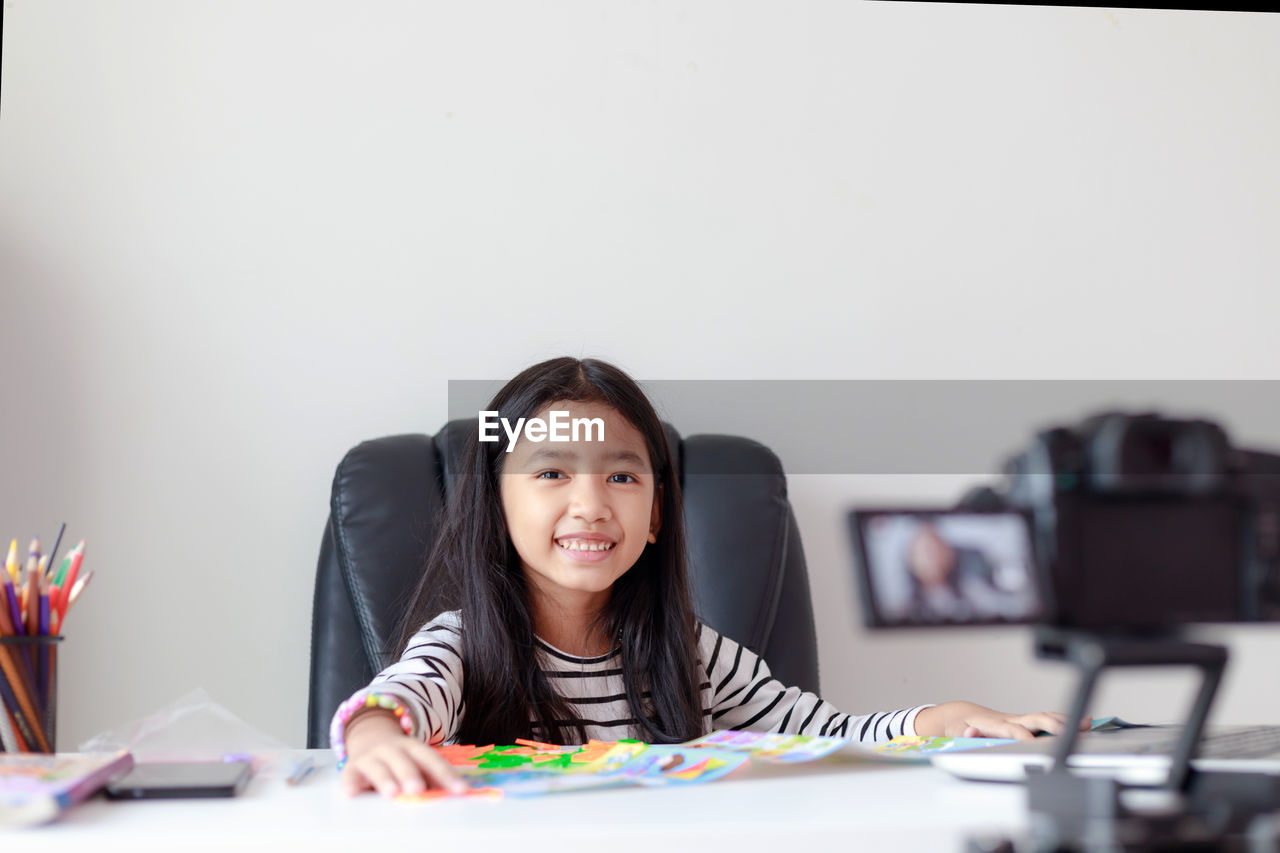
[[499, 400, 661, 611]]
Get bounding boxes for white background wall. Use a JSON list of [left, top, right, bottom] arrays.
[[1, 1, 1278, 749]]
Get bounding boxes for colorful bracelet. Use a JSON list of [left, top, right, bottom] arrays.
[[330, 691, 415, 769]]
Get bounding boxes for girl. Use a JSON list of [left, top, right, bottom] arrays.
[[333, 357, 1079, 798]]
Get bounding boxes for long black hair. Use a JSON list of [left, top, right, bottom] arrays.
[[394, 357, 705, 746]]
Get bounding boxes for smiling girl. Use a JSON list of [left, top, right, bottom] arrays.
[[331, 357, 1079, 798]]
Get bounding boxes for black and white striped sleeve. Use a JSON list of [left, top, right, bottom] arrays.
[[331, 610, 467, 747], [698, 624, 932, 744]]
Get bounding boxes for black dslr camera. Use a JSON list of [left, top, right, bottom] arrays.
[[977, 411, 1280, 631]]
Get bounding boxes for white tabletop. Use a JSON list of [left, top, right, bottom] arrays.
[[27, 750, 1032, 852]]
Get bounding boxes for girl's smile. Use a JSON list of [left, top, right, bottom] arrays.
[[555, 534, 617, 560]]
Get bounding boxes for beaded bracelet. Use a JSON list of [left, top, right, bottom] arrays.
[[331, 692, 415, 769]]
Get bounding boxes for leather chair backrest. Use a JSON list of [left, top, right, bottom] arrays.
[[307, 420, 820, 747]]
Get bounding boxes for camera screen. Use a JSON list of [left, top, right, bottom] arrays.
[[849, 510, 1043, 628]]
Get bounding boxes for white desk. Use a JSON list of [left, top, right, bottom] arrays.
[[29, 750, 1031, 852]]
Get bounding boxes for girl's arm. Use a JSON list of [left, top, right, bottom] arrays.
[[330, 607, 471, 794], [330, 610, 467, 750], [698, 625, 930, 743], [340, 708, 466, 797], [697, 626, 1086, 743]]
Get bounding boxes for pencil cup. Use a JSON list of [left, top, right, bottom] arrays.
[[0, 635, 62, 753]]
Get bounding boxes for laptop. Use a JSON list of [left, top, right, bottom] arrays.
[[929, 724, 1280, 785], [846, 508, 1280, 784]]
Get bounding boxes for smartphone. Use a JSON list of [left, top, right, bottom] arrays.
[[103, 760, 252, 799]]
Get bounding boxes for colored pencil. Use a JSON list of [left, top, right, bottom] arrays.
[[286, 755, 316, 786], [0, 648, 46, 752], [0, 601, 50, 752], [66, 571, 92, 614], [1, 575, 21, 638], [0, 688, 20, 752], [24, 560, 38, 637], [4, 540, 17, 586], [44, 523, 66, 581], [46, 640, 57, 749], [0, 670, 33, 751], [0, 527, 80, 753], [37, 576, 49, 717], [50, 552, 73, 589], [58, 542, 85, 619], [24, 539, 39, 586]]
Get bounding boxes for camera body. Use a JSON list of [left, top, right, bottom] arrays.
[[984, 411, 1280, 631]]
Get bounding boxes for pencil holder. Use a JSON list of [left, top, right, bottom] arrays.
[[0, 635, 62, 753]]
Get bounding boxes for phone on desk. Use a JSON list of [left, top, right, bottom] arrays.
[[103, 760, 252, 799]]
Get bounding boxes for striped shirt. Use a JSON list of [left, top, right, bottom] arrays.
[[332, 610, 930, 747]]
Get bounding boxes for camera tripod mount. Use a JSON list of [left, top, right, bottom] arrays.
[[967, 628, 1280, 852]]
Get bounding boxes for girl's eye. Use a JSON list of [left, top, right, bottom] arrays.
[[536, 471, 566, 480], [608, 473, 637, 484]]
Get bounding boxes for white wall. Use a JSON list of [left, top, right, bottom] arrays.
[[1, 1, 1278, 748]]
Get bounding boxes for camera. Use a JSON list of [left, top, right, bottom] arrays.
[[847, 412, 1280, 850], [970, 411, 1280, 631]]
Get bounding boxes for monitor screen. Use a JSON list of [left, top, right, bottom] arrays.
[[848, 509, 1043, 628]]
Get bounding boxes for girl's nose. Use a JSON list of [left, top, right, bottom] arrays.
[[569, 477, 610, 521]]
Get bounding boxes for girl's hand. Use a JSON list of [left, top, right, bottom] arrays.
[[340, 710, 468, 798], [915, 701, 1090, 741]]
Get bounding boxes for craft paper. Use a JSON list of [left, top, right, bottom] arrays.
[[682, 730, 849, 762], [395, 729, 1016, 802]]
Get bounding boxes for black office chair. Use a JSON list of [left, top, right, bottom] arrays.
[[306, 420, 822, 747]]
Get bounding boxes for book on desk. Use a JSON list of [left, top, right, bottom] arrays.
[[0, 750, 134, 827]]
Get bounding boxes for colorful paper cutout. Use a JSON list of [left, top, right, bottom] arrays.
[[867, 735, 1017, 759], [683, 730, 849, 762], [396, 729, 1017, 802]]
